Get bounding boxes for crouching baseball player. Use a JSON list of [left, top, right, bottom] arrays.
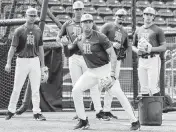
[[62, 14, 140, 130], [132, 7, 167, 96], [4, 8, 47, 121], [100, 8, 129, 120]]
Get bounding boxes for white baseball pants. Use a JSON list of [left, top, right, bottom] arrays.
[[138, 55, 161, 95], [8, 57, 41, 114], [69, 55, 102, 113], [72, 63, 137, 123], [103, 60, 121, 112]]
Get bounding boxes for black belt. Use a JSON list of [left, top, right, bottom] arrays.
[[139, 54, 158, 59], [18, 56, 36, 58]]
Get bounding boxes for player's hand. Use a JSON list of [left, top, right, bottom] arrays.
[[113, 42, 121, 49], [5, 63, 11, 73], [61, 36, 69, 46], [137, 49, 146, 55], [56, 34, 63, 48]]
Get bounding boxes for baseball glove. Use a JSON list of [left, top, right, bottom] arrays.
[[99, 76, 115, 91], [138, 37, 152, 53], [41, 66, 49, 83]]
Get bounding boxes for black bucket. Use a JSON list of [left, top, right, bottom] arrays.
[[138, 96, 163, 126]]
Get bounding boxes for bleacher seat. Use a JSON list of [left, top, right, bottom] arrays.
[[151, 1, 166, 9], [1, 0, 12, 4], [97, 7, 113, 15], [157, 9, 173, 17], [136, 16, 144, 25], [65, 6, 72, 13], [123, 16, 132, 24], [166, 1, 176, 9], [48, 0, 61, 6], [121, 0, 132, 8], [50, 6, 65, 14], [173, 10, 176, 17], [93, 15, 104, 24], [136, 1, 150, 8], [106, 0, 121, 8], [166, 18, 176, 26], [45, 16, 53, 23], [76, 0, 91, 6], [91, 0, 106, 7], [61, 0, 72, 6], [112, 8, 121, 14], [56, 14, 71, 23], [154, 17, 165, 25], [128, 8, 142, 16], [104, 15, 114, 23], [84, 6, 97, 14]]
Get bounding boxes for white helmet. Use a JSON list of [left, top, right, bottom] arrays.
[[81, 14, 93, 22], [115, 8, 127, 16], [143, 7, 156, 15], [73, 1, 84, 9]]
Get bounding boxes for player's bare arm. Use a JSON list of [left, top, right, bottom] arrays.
[[106, 46, 117, 78], [151, 42, 167, 52], [39, 45, 45, 68], [5, 46, 16, 73]]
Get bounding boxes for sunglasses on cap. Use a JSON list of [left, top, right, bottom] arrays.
[[82, 20, 93, 23], [74, 8, 83, 11], [28, 14, 37, 17], [115, 14, 125, 18], [144, 13, 154, 16]]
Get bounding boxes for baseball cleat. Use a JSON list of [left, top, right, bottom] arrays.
[[74, 118, 90, 130], [5, 111, 15, 120], [104, 112, 118, 119], [130, 120, 140, 131], [16, 105, 28, 115], [33, 113, 46, 121], [96, 110, 110, 121], [72, 115, 79, 120]]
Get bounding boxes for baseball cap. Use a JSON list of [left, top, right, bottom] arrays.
[[73, 1, 84, 9], [143, 7, 156, 15], [26, 7, 38, 16], [115, 9, 127, 16], [81, 14, 93, 22]]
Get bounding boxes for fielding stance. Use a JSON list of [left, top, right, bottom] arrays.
[[5, 8, 46, 121], [62, 13, 140, 131]]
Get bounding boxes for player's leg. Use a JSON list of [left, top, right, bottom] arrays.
[[103, 60, 121, 119], [138, 59, 149, 96], [29, 57, 46, 121], [6, 58, 29, 120], [16, 80, 32, 115], [108, 80, 140, 130], [148, 56, 161, 95], [72, 71, 98, 129]]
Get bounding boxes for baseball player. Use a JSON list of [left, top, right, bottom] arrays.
[[62, 13, 140, 130], [100, 8, 130, 119], [132, 7, 167, 96], [56, 1, 108, 120], [4, 7, 46, 121]]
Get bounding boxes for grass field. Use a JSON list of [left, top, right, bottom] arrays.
[[0, 110, 176, 132]]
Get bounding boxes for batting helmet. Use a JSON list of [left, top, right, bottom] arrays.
[[73, 1, 84, 9], [143, 7, 156, 15], [26, 7, 38, 16], [115, 8, 127, 16], [81, 14, 93, 22]]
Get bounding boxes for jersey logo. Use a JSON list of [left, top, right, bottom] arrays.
[[139, 33, 149, 41], [73, 26, 82, 36], [82, 40, 92, 54], [114, 31, 122, 43], [27, 34, 35, 45]]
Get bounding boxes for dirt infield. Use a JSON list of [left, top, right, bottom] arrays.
[[0, 111, 176, 132]]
